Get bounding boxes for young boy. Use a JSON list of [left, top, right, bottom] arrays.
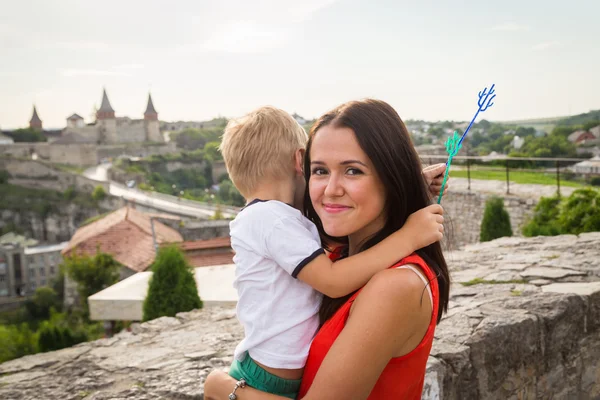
[[217, 106, 445, 399]]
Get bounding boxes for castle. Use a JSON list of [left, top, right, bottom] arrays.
[[29, 89, 163, 145]]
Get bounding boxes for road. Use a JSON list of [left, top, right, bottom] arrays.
[[83, 164, 238, 219]]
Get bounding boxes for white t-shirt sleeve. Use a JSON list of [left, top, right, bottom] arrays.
[[264, 216, 324, 278]]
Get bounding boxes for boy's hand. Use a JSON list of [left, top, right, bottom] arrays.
[[423, 163, 448, 197], [404, 204, 444, 250]]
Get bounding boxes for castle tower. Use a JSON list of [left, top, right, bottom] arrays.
[[144, 93, 162, 142], [96, 89, 117, 143], [29, 106, 43, 131]]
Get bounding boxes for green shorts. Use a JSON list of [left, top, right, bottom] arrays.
[[229, 353, 301, 399]]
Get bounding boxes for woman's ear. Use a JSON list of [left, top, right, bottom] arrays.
[[294, 148, 305, 175]]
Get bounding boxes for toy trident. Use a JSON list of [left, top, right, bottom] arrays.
[[437, 84, 496, 204]]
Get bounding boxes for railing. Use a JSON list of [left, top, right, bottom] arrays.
[[418, 155, 592, 196]]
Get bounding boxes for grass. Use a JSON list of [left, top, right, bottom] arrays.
[[450, 169, 585, 188], [460, 278, 528, 287], [50, 163, 86, 174]]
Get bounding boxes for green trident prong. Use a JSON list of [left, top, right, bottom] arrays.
[[437, 131, 462, 204]]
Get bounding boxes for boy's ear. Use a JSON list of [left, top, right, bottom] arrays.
[[294, 148, 305, 175]]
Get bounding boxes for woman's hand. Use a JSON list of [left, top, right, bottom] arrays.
[[204, 370, 289, 400]]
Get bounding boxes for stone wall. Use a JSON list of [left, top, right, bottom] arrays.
[[0, 143, 51, 160], [47, 143, 98, 166], [96, 142, 177, 160], [1, 234, 599, 399], [161, 219, 231, 241], [0, 197, 122, 243], [442, 190, 538, 249], [1, 159, 110, 193]]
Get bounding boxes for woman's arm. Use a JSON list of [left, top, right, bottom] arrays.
[[204, 268, 431, 400]]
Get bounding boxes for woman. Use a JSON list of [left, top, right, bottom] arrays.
[[205, 99, 450, 399]]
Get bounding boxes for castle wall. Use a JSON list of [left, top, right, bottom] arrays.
[[145, 120, 162, 142], [97, 142, 177, 160], [48, 144, 98, 166], [98, 119, 118, 143], [113, 121, 147, 143], [0, 143, 51, 160], [62, 126, 99, 142]]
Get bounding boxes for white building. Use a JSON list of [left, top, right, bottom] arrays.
[[0, 132, 14, 145], [571, 156, 600, 176]]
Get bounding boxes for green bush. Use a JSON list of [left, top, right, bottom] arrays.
[[142, 246, 202, 322], [92, 185, 107, 201], [591, 176, 600, 187], [0, 323, 37, 363], [25, 287, 62, 320], [0, 170, 10, 184], [557, 188, 600, 234], [480, 196, 513, 242], [522, 196, 562, 237], [522, 188, 600, 236], [62, 251, 120, 317]]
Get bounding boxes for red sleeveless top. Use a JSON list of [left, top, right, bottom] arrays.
[[298, 253, 439, 399]]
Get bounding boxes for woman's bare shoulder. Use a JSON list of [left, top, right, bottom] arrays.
[[350, 266, 430, 319]]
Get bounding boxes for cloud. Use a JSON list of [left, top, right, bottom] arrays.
[[182, 0, 340, 54], [60, 63, 144, 77], [532, 41, 561, 51], [113, 63, 145, 70], [60, 68, 132, 77], [490, 22, 531, 32], [53, 41, 111, 51], [198, 21, 288, 54]]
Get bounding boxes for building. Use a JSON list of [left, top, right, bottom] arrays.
[[0, 233, 66, 299], [67, 114, 85, 129], [571, 156, 600, 176], [61, 206, 183, 307], [0, 131, 14, 145], [60, 90, 164, 145], [180, 237, 234, 267], [61, 206, 183, 276], [161, 117, 227, 133], [568, 130, 598, 145], [29, 106, 42, 131], [24, 242, 68, 293]]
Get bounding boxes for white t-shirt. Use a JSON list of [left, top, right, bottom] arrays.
[[230, 199, 324, 369]]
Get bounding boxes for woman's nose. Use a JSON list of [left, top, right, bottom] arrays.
[[324, 174, 344, 197]]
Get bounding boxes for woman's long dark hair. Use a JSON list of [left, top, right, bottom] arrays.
[[303, 99, 450, 326]]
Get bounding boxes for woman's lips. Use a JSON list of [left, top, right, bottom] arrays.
[[322, 203, 351, 214]]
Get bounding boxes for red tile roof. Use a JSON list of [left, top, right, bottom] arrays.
[[179, 237, 234, 268], [179, 237, 231, 251], [187, 252, 234, 267], [62, 206, 183, 272]]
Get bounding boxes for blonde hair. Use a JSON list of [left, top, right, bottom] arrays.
[[219, 106, 308, 197]]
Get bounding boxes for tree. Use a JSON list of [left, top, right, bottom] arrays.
[[557, 188, 600, 234], [203, 141, 222, 162], [92, 185, 106, 201], [5, 128, 47, 142], [61, 251, 120, 316], [0, 169, 9, 184], [25, 287, 62, 320], [480, 197, 513, 242], [522, 196, 562, 237], [142, 246, 202, 322], [0, 324, 37, 363]]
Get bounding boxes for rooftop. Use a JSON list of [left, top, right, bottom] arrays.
[[62, 206, 183, 273]]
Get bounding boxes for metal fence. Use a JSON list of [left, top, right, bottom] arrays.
[[418, 154, 591, 196]]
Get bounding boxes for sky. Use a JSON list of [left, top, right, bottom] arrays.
[[0, 0, 599, 129]]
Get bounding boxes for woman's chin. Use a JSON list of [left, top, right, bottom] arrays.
[[323, 225, 350, 239]]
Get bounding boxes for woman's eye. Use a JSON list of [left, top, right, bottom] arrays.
[[311, 167, 327, 176], [346, 168, 363, 176]]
